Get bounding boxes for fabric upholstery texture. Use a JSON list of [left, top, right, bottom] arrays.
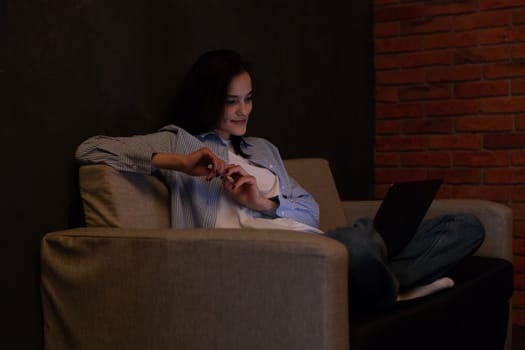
[[42, 158, 514, 350], [79, 164, 170, 228], [41, 227, 349, 350]]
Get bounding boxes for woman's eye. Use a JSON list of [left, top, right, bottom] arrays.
[[225, 99, 237, 105], [245, 96, 253, 103]]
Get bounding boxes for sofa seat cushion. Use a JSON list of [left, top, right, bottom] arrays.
[[349, 256, 513, 350]]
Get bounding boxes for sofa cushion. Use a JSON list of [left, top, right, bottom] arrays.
[[349, 256, 514, 350], [79, 164, 170, 228], [283, 158, 347, 232]]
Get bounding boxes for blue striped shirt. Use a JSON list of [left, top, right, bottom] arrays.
[[75, 125, 320, 229]]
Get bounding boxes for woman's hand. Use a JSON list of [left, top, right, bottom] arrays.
[[222, 164, 278, 212], [151, 147, 225, 181]]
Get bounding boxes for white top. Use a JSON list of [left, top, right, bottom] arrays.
[[215, 145, 322, 234]]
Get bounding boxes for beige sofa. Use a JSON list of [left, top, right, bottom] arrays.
[[41, 158, 514, 350]]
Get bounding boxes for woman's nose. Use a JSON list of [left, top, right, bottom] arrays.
[[237, 101, 248, 116]]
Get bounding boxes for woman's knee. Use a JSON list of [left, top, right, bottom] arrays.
[[455, 213, 484, 241], [325, 219, 387, 262], [448, 213, 485, 253]]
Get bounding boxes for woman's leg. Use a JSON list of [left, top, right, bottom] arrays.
[[325, 218, 399, 310], [387, 213, 485, 289]]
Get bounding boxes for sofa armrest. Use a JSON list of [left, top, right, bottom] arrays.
[[41, 228, 349, 350], [341, 199, 512, 262]]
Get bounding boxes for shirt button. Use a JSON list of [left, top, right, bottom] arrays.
[[269, 164, 273, 169]]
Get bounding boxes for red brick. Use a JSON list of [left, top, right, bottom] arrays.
[[375, 54, 401, 70], [453, 150, 510, 167], [375, 153, 400, 167], [515, 272, 525, 289], [454, 10, 510, 30], [375, 168, 428, 184], [513, 204, 525, 220], [513, 186, 525, 202], [515, 255, 525, 273], [400, 51, 452, 68], [513, 309, 525, 327], [480, 0, 525, 11], [479, 25, 525, 44], [485, 169, 525, 184], [483, 97, 525, 113], [424, 31, 478, 50], [375, 4, 426, 23], [451, 185, 511, 202], [454, 81, 509, 98], [376, 36, 424, 53], [455, 115, 514, 132], [376, 68, 426, 85], [375, 21, 400, 37], [399, 84, 451, 101], [403, 118, 454, 134], [400, 151, 451, 167], [484, 62, 525, 79], [512, 78, 525, 94], [517, 115, 525, 130], [513, 43, 525, 60], [427, 65, 481, 82], [515, 290, 525, 307], [375, 184, 391, 199], [400, 16, 451, 35], [376, 120, 401, 135], [428, 134, 482, 149], [437, 184, 454, 198], [512, 150, 525, 165], [376, 135, 427, 151], [425, 99, 480, 116], [454, 46, 510, 64], [514, 8, 525, 25], [423, 0, 478, 17], [427, 168, 482, 184], [515, 220, 525, 237], [376, 86, 399, 102], [376, 103, 425, 119], [485, 132, 525, 148]]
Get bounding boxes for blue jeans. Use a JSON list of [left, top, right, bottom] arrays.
[[324, 214, 485, 310]]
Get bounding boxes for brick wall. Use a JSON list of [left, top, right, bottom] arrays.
[[373, 0, 525, 325]]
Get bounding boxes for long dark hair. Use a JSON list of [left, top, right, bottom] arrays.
[[173, 49, 252, 158]]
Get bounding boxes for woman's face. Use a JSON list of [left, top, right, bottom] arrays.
[[215, 71, 253, 140]]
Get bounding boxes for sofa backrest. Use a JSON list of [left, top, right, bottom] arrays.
[[79, 158, 346, 231]]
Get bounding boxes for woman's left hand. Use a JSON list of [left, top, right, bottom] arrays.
[[221, 164, 277, 212]]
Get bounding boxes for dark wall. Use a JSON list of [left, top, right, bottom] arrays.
[[7, 1, 373, 348]]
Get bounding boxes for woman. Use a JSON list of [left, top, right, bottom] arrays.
[[76, 49, 484, 309]]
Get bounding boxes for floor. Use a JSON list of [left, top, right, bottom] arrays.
[[513, 325, 525, 350]]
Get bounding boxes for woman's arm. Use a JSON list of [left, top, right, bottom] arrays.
[[75, 131, 177, 174], [152, 148, 225, 181], [272, 177, 321, 229], [76, 127, 224, 179]]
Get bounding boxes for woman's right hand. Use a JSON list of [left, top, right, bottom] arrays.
[[151, 147, 225, 181]]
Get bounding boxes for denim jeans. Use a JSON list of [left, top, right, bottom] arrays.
[[324, 213, 485, 310]]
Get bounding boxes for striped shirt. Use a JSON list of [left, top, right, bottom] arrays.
[[75, 124, 320, 229]]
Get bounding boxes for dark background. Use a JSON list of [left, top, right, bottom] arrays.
[[6, 1, 374, 348]]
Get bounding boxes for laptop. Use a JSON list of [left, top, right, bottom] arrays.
[[373, 179, 443, 258]]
